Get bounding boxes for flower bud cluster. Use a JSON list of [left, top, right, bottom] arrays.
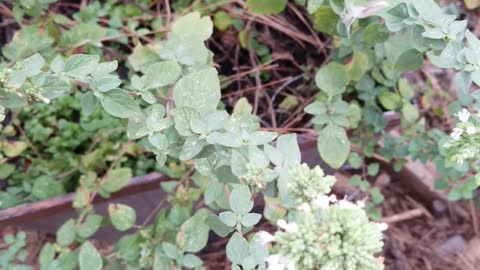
[[244, 162, 267, 189], [287, 163, 335, 205], [264, 200, 387, 270], [0, 69, 16, 94], [24, 83, 50, 104]]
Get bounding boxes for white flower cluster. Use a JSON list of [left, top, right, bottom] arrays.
[[444, 108, 480, 166], [451, 109, 475, 140], [255, 197, 388, 270]]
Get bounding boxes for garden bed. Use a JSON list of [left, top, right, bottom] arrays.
[[1, 1, 480, 269]]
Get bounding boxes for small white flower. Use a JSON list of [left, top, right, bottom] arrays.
[[338, 199, 357, 209], [313, 194, 338, 209], [455, 109, 470, 123], [255, 231, 275, 245], [457, 156, 464, 166], [277, 219, 298, 232], [379, 223, 389, 231], [266, 254, 286, 270], [313, 195, 330, 209], [451, 128, 463, 140], [467, 126, 476, 135], [356, 199, 366, 208], [297, 202, 311, 212]]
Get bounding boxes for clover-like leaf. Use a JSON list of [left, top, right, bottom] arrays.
[[226, 232, 250, 265], [230, 184, 253, 215], [171, 12, 213, 42], [145, 60, 181, 89], [176, 210, 210, 253], [317, 124, 350, 169], [173, 68, 220, 114], [56, 219, 76, 246], [315, 62, 349, 97], [64, 54, 100, 78], [101, 168, 132, 194], [108, 203, 136, 231], [79, 241, 102, 270], [100, 89, 141, 119]]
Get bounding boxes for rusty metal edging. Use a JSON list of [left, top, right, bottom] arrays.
[[0, 172, 170, 227]]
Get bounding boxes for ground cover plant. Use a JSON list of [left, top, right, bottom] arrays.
[[1, 0, 480, 269]]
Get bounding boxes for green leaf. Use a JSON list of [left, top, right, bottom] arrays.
[[22, 53, 45, 77], [64, 54, 100, 78], [81, 92, 99, 115], [57, 219, 76, 246], [176, 210, 210, 253], [402, 102, 419, 123], [153, 246, 173, 270], [148, 133, 168, 151], [128, 44, 160, 72], [239, 213, 261, 227], [145, 60, 181, 89], [246, 0, 286, 15], [179, 135, 207, 160], [41, 75, 70, 99], [117, 234, 141, 262], [77, 214, 103, 238], [214, 11, 233, 31], [378, 90, 402, 110], [248, 131, 277, 145], [206, 215, 231, 237], [4, 141, 28, 157], [398, 79, 414, 99], [171, 12, 213, 42], [79, 241, 102, 270], [108, 203, 136, 231], [94, 61, 118, 75], [205, 182, 224, 205], [370, 187, 384, 204], [0, 163, 15, 179], [317, 124, 350, 169], [182, 254, 203, 268], [174, 107, 202, 136], [349, 175, 370, 191], [173, 68, 220, 114], [308, 0, 324, 13], [92, 75, 122, 92], [32, 176, 65, 200], [101, 168, 132, 193], [226, 232, 250, 265], [277, 134, 301, 164], [348, 152, 362, 169], [61, 23, 107, 48], [315, 62, 349, 97], [230, 184, 253, 215], [219, 211, 238, 227], [39, 243, 55, 265], [367, 163, 380, 176], [313, 6, 339, 35], [100, 89, 141, 119], [345, 52, 369, 82], [51, 55, 65, 73], [394, 49, 423, 72], [361, 23, 389, 44]]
